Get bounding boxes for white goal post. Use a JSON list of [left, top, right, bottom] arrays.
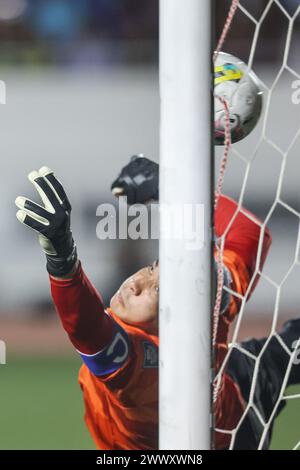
[[159, 0, 300, 451], [159, 0, 213, 450]]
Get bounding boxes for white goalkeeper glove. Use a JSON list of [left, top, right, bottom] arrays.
[[15, 166, 78, 277]]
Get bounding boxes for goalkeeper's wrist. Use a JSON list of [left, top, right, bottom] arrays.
[[49, 259, 80, 280], [46, 244, 78, 277]]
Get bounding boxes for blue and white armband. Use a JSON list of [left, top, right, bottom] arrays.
[[78, 319, 131, 377]]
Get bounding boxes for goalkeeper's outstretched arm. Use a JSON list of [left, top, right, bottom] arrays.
[[15, 167, 130, 375], [215, 194, 272, 322]]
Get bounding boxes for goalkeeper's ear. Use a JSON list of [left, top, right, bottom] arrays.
[[111, 154, 159, 205]]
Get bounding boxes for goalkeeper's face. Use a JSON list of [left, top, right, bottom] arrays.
[[110, 259, 159, 330]]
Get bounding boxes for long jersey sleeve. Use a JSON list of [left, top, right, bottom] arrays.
[[214, 195, 272, 449], [50, 263, 133, 377], [50, 263, 114, 354]]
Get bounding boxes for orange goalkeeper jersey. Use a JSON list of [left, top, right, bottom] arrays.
[[78, 309, 158, 450], [51, 194, 271, 450]]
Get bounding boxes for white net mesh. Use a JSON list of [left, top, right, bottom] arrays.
[[215, 0, 300, 450]]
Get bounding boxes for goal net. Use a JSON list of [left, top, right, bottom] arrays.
[[214, 0, 300, 450]]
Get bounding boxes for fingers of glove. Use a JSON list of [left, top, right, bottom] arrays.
[[111, 186, 125, 197], [15, 196, 51, 225], [16, 209, 49, 233], [111, 156, 158, 203], [28, 170, 58, 213], [111, 175, 127, 195], [111, 156, 140, 196], [111, 175, 135, 203], [39, 166, 71, 211]]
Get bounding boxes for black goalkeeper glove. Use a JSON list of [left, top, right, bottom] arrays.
[[111, 155, 159, 204], [15, 166, 78, 277]]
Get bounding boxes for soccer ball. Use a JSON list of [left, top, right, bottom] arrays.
[[214, 52, 263, 145]]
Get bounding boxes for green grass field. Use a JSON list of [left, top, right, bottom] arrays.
[[0, 357, 94, 449], [270, 385, 300, 450], [0, 357, 299, 449]]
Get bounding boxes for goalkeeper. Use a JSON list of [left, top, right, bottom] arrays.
[[15, 158, 300, 450]]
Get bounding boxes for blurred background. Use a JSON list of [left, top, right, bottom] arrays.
[[0, 0, 299, 449]]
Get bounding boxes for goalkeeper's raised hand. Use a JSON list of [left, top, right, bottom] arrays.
[[111, 155, 158, 204], [15, 167, 78, 278]]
